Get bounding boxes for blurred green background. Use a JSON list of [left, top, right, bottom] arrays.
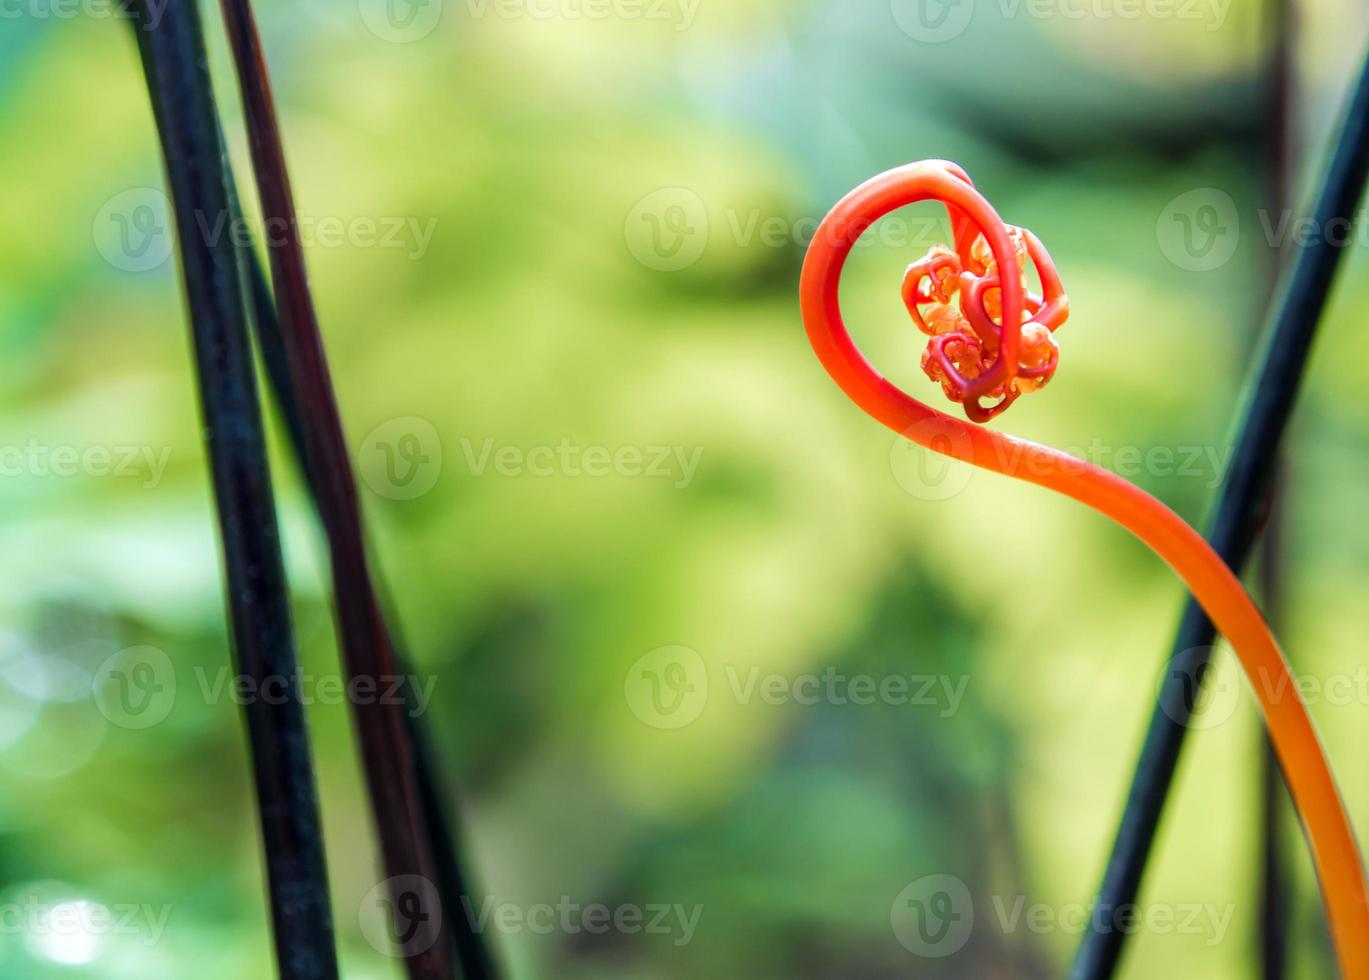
[[2, 0, 1369, 976]]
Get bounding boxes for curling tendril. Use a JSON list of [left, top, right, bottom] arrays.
[[799, 160, 1369, 977]]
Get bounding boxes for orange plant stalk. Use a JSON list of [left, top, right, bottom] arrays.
[[799, 160, 1369, 976]]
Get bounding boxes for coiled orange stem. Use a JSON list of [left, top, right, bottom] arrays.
[[799, 160, 1369, 976]]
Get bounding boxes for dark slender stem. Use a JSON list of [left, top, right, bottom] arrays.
[[123, 3, 339, 978], [1259, 488, 1290, 980], [1260, 695, 1291, 980], [230, 155, 501, 980], [1069, 33, 1369, 980], [174, 17, 497, 979], [407, 704, 501, 980], [212, 2, 483, 976], [1259, 1, 1294, 975]]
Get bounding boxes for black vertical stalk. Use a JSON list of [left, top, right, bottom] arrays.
[[124, 2, 339, 978], [136, 10, 498, 977], [231, 169, 501, 980], [1258, 0, 1294, 975], [1259, 502, 1291, 980], [212, 1, 478, 976], [1069, 33, 1369, 980]]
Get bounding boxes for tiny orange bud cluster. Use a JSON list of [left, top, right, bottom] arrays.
[[902, 225, 1068, 422]]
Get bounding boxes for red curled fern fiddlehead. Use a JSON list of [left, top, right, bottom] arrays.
[[799, 160, 1369, 976]]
